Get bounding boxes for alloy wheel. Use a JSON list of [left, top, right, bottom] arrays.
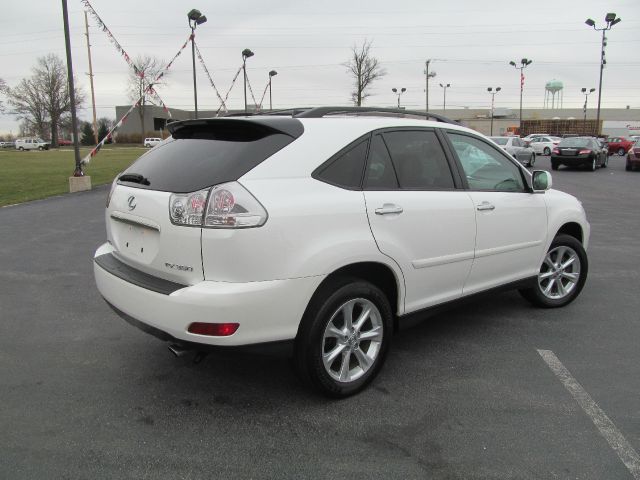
[[322, 298, 383, 383], [538, 246, 581, 300]]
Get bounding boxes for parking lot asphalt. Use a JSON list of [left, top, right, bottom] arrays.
[[1, 155, 639, 479]]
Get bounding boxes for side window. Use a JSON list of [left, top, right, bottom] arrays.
[[364, 134, 399, 189], [448, 133, 525, 192], [382, 130, 455, 189], [316, 139, 368, 189], [513, 138, 522, 147]]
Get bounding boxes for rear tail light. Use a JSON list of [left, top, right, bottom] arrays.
[[188, 322, 239, 336], [579, 149, 592, 155], [552, 148, 560, 155], [169, 182, 267, 229]]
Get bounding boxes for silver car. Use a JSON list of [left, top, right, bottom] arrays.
[[489, 136, 536, 167]]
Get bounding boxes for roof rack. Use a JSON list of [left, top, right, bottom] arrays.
[[293, 106, 460, 125], [226, 106, 459, 125]]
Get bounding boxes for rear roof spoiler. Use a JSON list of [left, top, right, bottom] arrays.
[[167, 117, 304, 139]]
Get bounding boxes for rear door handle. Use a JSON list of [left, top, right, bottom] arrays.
[[476, 202, 495, 211], [375, 204, 404, 215]]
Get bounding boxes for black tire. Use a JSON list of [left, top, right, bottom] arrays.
[[18, 147, 24, 151], [551, 161, 559, 171], [528, 153, 535, 167], [590, 158, 596, 171], [618, 148, 625, 156], [294, 277, 393, 398], [543, 147, 551, 156], [601, 155, 608, 168], [38, 146, 43, 151], [519, 234, 588, 308]]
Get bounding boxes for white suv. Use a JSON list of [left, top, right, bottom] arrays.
[[16, 137, 50, 151], [144, 137, 162, 148], [94, 107, 590, 397]]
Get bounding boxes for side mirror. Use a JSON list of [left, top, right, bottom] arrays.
[[532, 170, 552, 192]]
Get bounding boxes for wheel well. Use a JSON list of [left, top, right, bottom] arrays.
[[556, 222, 583, 243], [316, 261, 400, 317]]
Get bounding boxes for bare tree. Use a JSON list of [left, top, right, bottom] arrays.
[[126, 56, 166, 139], [0, 78, 6, 112], [5, 55, 83, 146], [344, 40, 386, 106]]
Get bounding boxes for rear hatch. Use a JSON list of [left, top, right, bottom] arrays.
[[106, 117, 304, 285]]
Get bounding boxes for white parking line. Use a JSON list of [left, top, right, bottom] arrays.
[[537, 349, 640, 479]]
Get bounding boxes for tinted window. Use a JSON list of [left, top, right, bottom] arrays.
[[558, 138, 590, 148], [448, 133, 525, 192], [383, 130, 454, 189], [118, 121, 298, 193], [316, 139, 368, 189], [364, 135, 399, 189]]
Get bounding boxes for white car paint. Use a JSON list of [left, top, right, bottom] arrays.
[[94, 116, 590, 347], [529, 136, 561, 155]]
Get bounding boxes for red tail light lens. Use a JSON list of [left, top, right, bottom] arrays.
[[552, 148, 560, 154], [188, 322, 239, 336], [579, 149, 592, 155]]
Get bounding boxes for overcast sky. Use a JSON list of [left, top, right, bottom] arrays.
[[0, 0, 638, 134]]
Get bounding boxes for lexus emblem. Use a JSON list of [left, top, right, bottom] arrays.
[[127, 195, 137, 211]]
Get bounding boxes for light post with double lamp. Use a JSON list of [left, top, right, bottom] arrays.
[[187, 9, 207, 119], [392, 87, 406, 108], [424, 59, 436, 113], [241, 49, 254, 114], [509, 58, 532, 133], [487, 87, 501, 136], [439, 83, 450, 111], [585, 13, 622, 136], [268, 70, 277, 111], [581, 87, 596, 135]]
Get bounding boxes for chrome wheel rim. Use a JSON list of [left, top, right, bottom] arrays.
[[538, 246, 581, 300], [322, 298, 383, 383]]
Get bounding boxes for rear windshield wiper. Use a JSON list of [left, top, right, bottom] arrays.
[[118, 173, 150, 185]]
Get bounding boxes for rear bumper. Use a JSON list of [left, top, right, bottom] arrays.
[[94, 243, 323, 346], [550, 154, 593, 166]]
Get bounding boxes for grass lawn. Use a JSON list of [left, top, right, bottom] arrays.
[[0, 146, 145, 207]]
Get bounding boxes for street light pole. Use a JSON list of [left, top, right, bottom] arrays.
[[439, 83, 450, 111], [509, 58, 532, 134], [268, 70, 277, 111], [391, 87, 406, 108], [487, 87, 501, 136], [585, 13, 622, 136], [242, 49, 254, 114], [581, 87, 596, 135], [187, 9, 207, 119], [424, 59, 436, 114]]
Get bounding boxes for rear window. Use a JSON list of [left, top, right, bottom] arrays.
[[490, 137, 509, 145], [558, 138, 590, 148], [119, 120, 300, 193]]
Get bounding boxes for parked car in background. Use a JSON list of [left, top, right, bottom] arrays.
[[606, 136, 634, 156], [626, 139, 640, 171], [522, 133, 550, 144], [0, 141, 16, 149], [15, 138, 50, 151], [489, 136, 536, 167], [58, 139, 73, 146], [551, 137, 608, 171], [94, 108, 590, 397], [144, 137, 162, 148], [528, 136, 561, 156]]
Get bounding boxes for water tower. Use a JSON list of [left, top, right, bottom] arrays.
[[544, 79, 564, 109]]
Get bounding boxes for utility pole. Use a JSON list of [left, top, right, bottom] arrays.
[[84, 11, 98, 144], [424, 59, 436, 114], [61, 0, 82, 176]]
